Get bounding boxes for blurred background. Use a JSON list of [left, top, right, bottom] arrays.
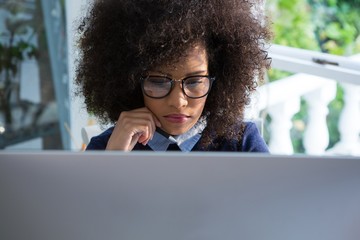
[[0, 0, 359, 155]]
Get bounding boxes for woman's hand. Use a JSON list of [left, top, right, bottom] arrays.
[[106, 107, 161, 151]]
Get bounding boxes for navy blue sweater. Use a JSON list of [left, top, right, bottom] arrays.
[[86, 122, 269, 152]]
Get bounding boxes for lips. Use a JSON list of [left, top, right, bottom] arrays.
[[163, 114, 190, 123]]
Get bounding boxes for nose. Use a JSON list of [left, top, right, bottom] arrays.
[[167, 81, 188, 109]]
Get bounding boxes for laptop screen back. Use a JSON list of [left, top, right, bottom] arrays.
[[1, 151, 359, 240]]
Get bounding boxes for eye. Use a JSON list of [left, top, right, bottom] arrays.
[[185, 77, 206, 87], [147, 77, 169, 85], [147, 77, 166, 84]]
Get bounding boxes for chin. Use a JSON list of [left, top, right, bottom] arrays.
[[164, 127, 188, 136], [168, 130, 186, 136]]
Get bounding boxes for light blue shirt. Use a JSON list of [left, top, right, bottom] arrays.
[[147, 118, 206, 152]]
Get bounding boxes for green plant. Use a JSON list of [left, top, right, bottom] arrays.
[[266, 0, 319, 82], [310, 0, 360, 55], [265, 0, 360, 153]]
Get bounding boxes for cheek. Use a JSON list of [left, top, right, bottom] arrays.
[[144, 97, 163, 114], [191, 98, 207, 115], [143, 94, 154, 106]]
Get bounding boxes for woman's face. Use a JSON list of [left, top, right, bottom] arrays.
[[143, 45, 209, 135]]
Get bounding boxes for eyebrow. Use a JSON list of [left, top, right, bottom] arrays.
[[150, 70, 208, 77]]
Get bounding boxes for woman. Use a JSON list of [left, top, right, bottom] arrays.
[[75, 0, 272, 152]]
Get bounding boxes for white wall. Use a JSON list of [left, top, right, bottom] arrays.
[[65, 0, 92, 150]]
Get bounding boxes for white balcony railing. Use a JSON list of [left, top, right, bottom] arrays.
[[247, 45, 360, 156]]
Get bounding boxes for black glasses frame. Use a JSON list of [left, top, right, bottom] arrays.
[[140, 75, 216, 99]]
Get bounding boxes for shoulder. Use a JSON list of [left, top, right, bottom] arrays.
[[240, 121, 269, 152], [86, 127, 114, 150], [197, 121, 269, 152]]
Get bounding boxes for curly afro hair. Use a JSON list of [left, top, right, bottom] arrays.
[[75, 0, 271, 148]]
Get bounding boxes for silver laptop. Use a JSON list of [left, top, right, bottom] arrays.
[[1, 151, 359, 240]]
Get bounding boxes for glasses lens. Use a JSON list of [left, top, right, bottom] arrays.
[[143, 76, 172, 98], [183, 76, 210, 98]]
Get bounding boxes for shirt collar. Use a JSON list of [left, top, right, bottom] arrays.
[[147, 117, 206, 152]]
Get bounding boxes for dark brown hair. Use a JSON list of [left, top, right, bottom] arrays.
[[75, 0, 271, 148]]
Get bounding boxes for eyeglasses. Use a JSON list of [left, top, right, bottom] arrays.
[[140, 75, 215, 99]]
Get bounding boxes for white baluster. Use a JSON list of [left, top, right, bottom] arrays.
[[267, 98, 300, 154], [245, 91, 261, 120], [328, 83, 360, 156], [303, 81, 337, 155]]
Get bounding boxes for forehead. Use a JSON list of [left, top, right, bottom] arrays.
[[151, 45, 208, 75]]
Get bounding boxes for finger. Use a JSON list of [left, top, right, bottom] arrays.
[[137, 129, 149, 144], [114, 108, 159, 148], [130, 118, 153, 142], [153, 116, 162, 128], [129, 132, 141, 149], [133, 107, 160, 130], [139, 107, 161, 128], [108, 118, 150, 150], [132, 108, 158, 140]]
